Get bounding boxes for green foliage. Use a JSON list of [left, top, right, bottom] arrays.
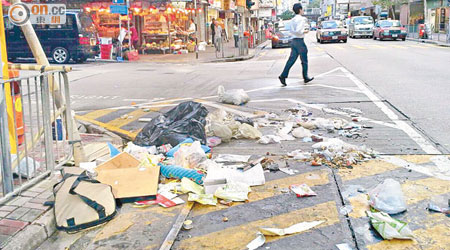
[[310, 0, 320, 8], [280, 10, 295, 20]]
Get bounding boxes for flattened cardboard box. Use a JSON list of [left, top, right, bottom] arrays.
[[96, 152, 160, 203]]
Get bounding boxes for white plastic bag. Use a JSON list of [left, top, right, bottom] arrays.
[[174, 141, 206, 169], [236, 123, 262, 139], [215, 182, 251, 201], [292, 127, 312, 138], [217, 85, 250, 105], [368, 179, 407, 214], [210, 122, 233, 141], [258, 135, 282, 144]]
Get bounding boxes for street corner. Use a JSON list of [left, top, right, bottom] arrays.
[[334, 155, 450, 250]]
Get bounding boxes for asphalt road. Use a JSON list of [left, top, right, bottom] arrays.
[[68, 33, 449, 153]]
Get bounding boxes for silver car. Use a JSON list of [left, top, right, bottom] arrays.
[[349, 16, 374, 38]]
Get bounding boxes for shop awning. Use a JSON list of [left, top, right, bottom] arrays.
[[2, 0, 11, 6]]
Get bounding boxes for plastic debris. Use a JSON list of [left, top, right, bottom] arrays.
[[287, 150, 312, 161], [174, 141, 207, 169], [247, 233, 266, 250], [207, 137, 222, 147], [236, 123, 262, 139], [215, 182, 251, 201], [183, 220, 194, 230], [260, 220, 324, 236], [107, 142, 121, 157], [279, 168, 296, 175], [290, 184, 317, 197], [157, 144, 173, 154], [367, 211, 414, 240], [206, 163, 265, 187], [292, 127, 312, 138], [134, 101, 208, 147], [159, 163, 205, 184], [235, 116, 254, 126], [180, 177, 205, 195], [298, 121, 317, 130], [278, 122, 295, 141], [80, 162, 97, 174], [368, 179, 407, 214], [258, 135, 282, 144], [222, 217, 229, 222], [188, 193, 217, 205], [312, 138, 373, 168], [11, 155, 39, 178], [427, 203, 450, 214], [339, 205, 353, 215], [336, 243, 353, 250], [166, 138, 211, 158], [124, 142, 158, 160], [210, 122, 233, 141], [215, 154, 251, 163], [135, 193, 184, 208], [217, 85, 250, 105]]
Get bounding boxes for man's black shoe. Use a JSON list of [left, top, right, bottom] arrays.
[[279, 76, 287, 86], [304, 77, 314, 84]]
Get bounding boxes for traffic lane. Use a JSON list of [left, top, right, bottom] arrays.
[[314, 36, 450, 152]]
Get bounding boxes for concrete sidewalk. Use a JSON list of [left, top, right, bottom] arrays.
[[406, 37, 450, 47]]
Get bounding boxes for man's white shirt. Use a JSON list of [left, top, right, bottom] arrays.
[[289, 15, 308, 38]]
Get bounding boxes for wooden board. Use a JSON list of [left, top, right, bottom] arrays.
[[96, 152, 159, 202]]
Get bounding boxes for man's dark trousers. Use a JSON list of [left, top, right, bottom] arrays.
[[280, 38, 309, 79]]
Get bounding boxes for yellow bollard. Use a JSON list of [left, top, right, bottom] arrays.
[[0, 3, 17, 154]]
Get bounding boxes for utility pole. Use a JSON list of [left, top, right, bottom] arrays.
[[194, 0, 199, 59], [10, 0, 85, 166]]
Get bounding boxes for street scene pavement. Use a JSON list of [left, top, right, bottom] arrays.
[[26, 32, 449, 250]]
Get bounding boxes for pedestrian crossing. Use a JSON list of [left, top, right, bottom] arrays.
[[313, 43, 445, 51]]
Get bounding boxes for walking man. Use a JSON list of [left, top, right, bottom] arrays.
[[211, 18, 216, 46], [279, 3, 314, 86]]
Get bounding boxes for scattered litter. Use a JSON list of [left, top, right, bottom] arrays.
[[368, 179, 407, 214], [292, 127, 312, 138], [258, 135, 282, 144], [188, 193, 217, 205], [222, 217, 229, 222], [157, 144, 173, 154], [206, 163, 265, 186], [134, 101, 208, 147], [210, 122, 233, 141], [11, 155, 39, 178], [303, 137, 313, 142], [135, 193, 184, 208], [260, 220, 324, 236], [124, 142, 158, 160], [235, 116, 254, 126], [215, 182, 251, 202], [217, 85, 250, 105], [166, 138, 211, 158], [107, 142, 121, 157], [159, 163, 205, 184], [247, 233, 265, 250], [298, 121, 316, 130], [180, 177, 204, 195], [183, 220, 194, 230], [427, 203, 450, 214], [279, 168, 296, 175], [215, 154, 251, 163], [207, 137, 222, 147], [336, 243, 353, 250], [290, 184, 317, 197], [339, 205, 353, 215], [312, 138, 373, 168], [138, 118, 152, 123], [174, 141, 207, 169], [288, 150, 312, 160], [367, 211, 414, 240], [278, 122, 295, 141], [96, 152, 160, 202], [236, 123, 262, 139], [80, 162, 97, 174]]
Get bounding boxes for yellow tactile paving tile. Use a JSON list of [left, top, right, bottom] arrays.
[[81, 109, 116, 120], [347, 177, 450, 218], [367, 219, 450, 250], [338, 159, 401, 182], [191, 170, 330, 216], [178, 201, 339, 250]]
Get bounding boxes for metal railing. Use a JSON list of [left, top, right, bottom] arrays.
[[214, 35, 252, 59], [0, 67, 74, 204], [406, 24, 450, 43]]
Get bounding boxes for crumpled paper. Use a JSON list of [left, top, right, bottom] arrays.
[[367, 211, 414, 240], [188, 193, 217, 206], [259, 220, 325, 236]]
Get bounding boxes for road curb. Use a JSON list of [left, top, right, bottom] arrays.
[[77, 119, 125, 144], [208, 40, 270, 63], [406, 37, 450, 47]]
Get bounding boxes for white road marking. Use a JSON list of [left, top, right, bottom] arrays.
[[381, 155, 450, 180], [339, 67, 441, 154]]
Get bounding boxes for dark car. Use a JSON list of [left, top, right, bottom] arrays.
[[373, 20, 407, 41], [272, 22, 293, 48], [4, 12, 98, 64]]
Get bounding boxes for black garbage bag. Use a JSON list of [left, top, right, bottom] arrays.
[[133, 101, 209, 147]]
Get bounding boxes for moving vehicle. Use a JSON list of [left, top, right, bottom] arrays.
[[272, 21, 293, 48], [316, 20, 348, 44], [349, 16, 374, 38], [310, 21, 317, 31], [4, 12, 98, 64], [373, 20, 407, 41]]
